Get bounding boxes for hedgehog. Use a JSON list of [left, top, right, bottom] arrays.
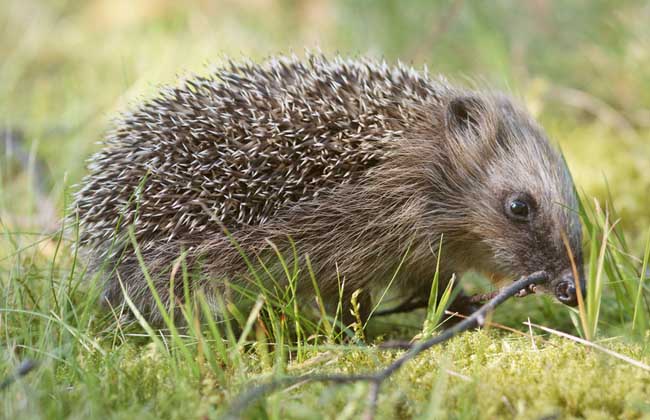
[[73, 54, 584, 325]]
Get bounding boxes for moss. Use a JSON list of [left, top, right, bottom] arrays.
[[227, 331, 650, 419]]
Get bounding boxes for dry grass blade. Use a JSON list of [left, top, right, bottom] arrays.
[[561, 229, 587, 337], [524, 321, 650, 372]]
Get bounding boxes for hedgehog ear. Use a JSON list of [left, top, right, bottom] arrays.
[[445, 95, 485, 138]]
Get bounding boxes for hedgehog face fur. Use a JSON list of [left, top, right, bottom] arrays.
[[73, 54, 584, 323], [435, 94, 583, 304]]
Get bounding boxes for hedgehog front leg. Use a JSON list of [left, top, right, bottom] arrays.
[[446, 290, 481, 319]]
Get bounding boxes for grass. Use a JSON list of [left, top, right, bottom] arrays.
[[2, 1, 650, 419]]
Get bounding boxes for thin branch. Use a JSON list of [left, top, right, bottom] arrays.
[[225, 373, 377, 417], [363, 380, 381, 420], [0, 359, 38, 391], [374, 280, 538, 318], [225, 271, 549, 419]]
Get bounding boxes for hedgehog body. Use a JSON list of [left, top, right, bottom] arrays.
[[74, 55, 583, 323]]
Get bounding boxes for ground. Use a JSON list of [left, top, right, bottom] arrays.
[[1, 1, 650, 419]]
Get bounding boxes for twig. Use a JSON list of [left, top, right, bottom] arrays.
[[466, 290, 499, 303], [0, 359, 38, 391], [363, 381, 381, 420], [225, 373, 377, 417], [225, 271, 549, 419], [1, 127, 57, 229], [375, 281, 538, 317], [378, 307, 542, 351]]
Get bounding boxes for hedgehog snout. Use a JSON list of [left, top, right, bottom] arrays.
[[553, 268, 584, 307]]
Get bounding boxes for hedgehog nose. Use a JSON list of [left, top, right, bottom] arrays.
[[554, 269, 582, 306]]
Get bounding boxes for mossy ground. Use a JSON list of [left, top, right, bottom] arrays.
[[8, 329, 650, 419], [2, 1, 650, 419]]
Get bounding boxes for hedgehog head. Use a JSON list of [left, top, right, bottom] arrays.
[[435, 93, 584, 306]]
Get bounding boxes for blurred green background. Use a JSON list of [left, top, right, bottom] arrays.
[[1, 0, 649, 237]]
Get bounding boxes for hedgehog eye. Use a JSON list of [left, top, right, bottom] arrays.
[[505, 195, 533, 222], [510, 200, 528, 217]]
